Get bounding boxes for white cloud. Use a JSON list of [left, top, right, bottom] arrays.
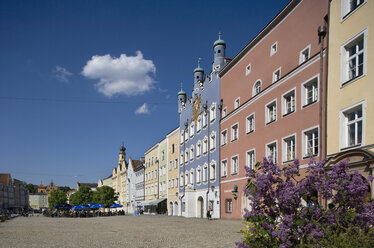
[[135, 103, 150, 115], [82, 51, 156, 97], [54, 66, 72, 83]]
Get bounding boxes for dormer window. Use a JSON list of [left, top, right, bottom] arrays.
[[246, 64, 251, 76], [271, 42, 278, 56], [273, 68, 281, 83], [252, 80, 262, 96]]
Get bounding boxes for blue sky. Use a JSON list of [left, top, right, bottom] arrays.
[[0, 0, 289, 189]]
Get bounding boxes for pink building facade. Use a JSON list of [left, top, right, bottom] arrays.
[[219, 0, 328, 219]]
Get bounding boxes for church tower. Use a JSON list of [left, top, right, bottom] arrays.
[[119, 142, 126, 164], [213, 32, 226, 71], [193, 58, 204, 89], [178, 83, 187, 109]]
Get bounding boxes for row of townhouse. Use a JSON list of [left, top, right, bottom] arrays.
[[99, 0, 373, 219]]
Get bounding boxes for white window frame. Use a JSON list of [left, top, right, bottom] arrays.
[[282, 88, 296, 117], [339, 100, 365, 150], [180, 130, 184, 144], [210, 160, 216, 181], [197, 116, 202, 133], [246, 113, 255, 134], [190, 145, 194, 161], [231, 122, 239, 142], [272, 67, 281, 83], [203, 136, 208, 154], [221, 129, 228, 146], [231, 155, 239, 175], [270, 41, 278, 56], [210, 131, 216, 151], [174, 158, 178, 168], [340, 28, 367, 86], [190, 170, 194, 185], [196, 166, 201, 184], [196, 140, 202, 158], [185, 150, 189, 164], [246, 64, 251, 76], [203, 163, 208, 183], [266, 140, 278, 163], [341, 0, 366, 21], [190, 121, 195, 138], [299, 45, 311, 64], [210, 103, 217, 123], [222, 107, 227, 118], [265, 99, 277, 124], [252, 79, 262, 96], [301, 75, 319, 108], [221, 159, 227, 177], [302, 125, 320, 158], [282, 133, 297, 163], [234, 97, 240, 109], [184, 126, 189, 141], [246, 149, 256, 170], [203, 112, 207, 128]]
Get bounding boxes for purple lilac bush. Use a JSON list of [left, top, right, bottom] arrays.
[[236, 157, 374, 248]]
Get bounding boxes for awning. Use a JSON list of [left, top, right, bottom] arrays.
[[148, 198, 167, 206], [137, 200, 153, 207]]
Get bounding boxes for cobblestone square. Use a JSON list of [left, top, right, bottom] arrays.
[[0, 215, 243, 248]]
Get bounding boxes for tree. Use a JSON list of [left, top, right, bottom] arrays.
[[237, 158, 374, 248], [68, 185, 93, 206], [58, 186, 72, 192], [92, 186, 117, 207], [48, 189, 67, 208], [23, 183, 37, 194]]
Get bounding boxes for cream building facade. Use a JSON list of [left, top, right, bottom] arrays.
[[167, 127, 179, 216], [144, 143, 159, 202], [112, 145, 127, 208], [326, 0, 374, 199]]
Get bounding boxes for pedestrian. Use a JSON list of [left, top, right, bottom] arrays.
[[206, 208, 211, 220]]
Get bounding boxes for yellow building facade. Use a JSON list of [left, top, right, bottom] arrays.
[[167, 127, 179, 216], [326, 0, 374, 198], [111, 145, 127, 207], [144, 143, 159, 202]]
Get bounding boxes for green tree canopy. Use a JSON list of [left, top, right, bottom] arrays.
[[58, 186, 72, 192], [23, 183, 37, 194], [68, 185, 93, 206], [48, 189, 67, 208], [92, 186, 117, 207]]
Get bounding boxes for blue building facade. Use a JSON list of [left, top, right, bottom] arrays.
[[178, 34, 228, 218]]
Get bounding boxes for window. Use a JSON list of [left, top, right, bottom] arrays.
[[342, 0, 365, 19], [185, 172, 188, 186], [203, 137, 208, 154], [231, 155, 239, 175], [210, 104, 216, 122], [180, 154, 184, 165], [270, 42, 278, 56], [221, 160, 227, 177], [221, 130, 227, 146], [246, 150, 255, 170], [253, 80, 262, 96], [341, 30, 366, 85], [266, 100, 277, 124], [190, 170, 194, 185], [203, 112, 207, 127], [161, 151, 165, 161], [190, 122, 195, 138], [302, 77, 318, 107], [180, 130, 184, 144], [169, 161, 173, 171], [197, 116, 202, 132], [340, 103, 363, 149], [283, 89, 295, 116], [210, 132, 216, 150], [272, 68, 281, 83], [171, 144, 175, 154], [174, 158, 178, 168], [234, 98, 240, 109], [210, 161, 216, 180], [184, 127, 189, 141], [246, 114, 255, 134], [196, 141, 201, 158], [222, 107, 227, 118], [196, 167, 201, 184], [176, 178, 178, 188], [203, 164, 208, 182], [185, 150, 189, 164], [303, 127, 319, 158], [283, 135, 296, 162], [190, 146, 194, 161], [299, 45, 310, 64], [225, 199, 233, 213], [231, 123, 239, 141], [246, 64, 251, 76], [266, 142, 277, 163]]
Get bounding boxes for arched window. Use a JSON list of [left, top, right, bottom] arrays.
[[252, 80, 262, 96]]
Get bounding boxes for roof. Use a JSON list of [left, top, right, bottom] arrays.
[[219, 0, 297, 77], [132, 159, 141, 169], [0, 173, 10, 185], [77, 182, 98, 188]]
